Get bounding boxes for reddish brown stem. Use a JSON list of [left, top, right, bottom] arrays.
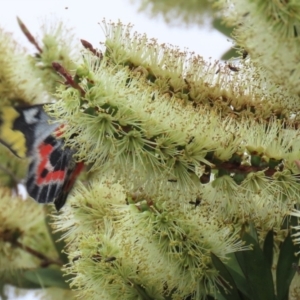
[[81, 39, 103, 59], [52, 62, 85, 96], [14, 240, 63, 267], [216, 161, 279, 177], [17, 17, 43, 53], [1, 229, 62, 267]]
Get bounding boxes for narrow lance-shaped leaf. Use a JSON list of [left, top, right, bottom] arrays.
[[276, 233, 300, 300], [224, 253, 252, 299], [45, 210, 69, 265], [211, 252, 242, 300], [263, 229, 274, 270], [235, 224, 275, 300], [23, 268, 70, 289]]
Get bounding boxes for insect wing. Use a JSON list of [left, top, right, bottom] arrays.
[[0, 105, 57, 158], [26, 133, 71, 206], [0, 104, 83, 210], [54, 161, 84, 211]]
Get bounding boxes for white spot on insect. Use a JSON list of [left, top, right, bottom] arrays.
[[16, 183, 28, 200], [23, 107, 40, 124]]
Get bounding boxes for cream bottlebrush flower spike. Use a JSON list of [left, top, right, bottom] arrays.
[[103, 20, 300, 123], [54, 178, 247, 300], [0, 18, 79, 105], [47, 20, 300, 299], [0, 189, 56, 271], [49, 21, 300, 215], [0, 27, 46, 104], [30, 19, 80, 95], [215, 0, 300, 94]]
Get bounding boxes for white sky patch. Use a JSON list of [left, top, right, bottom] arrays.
[[0, 0, 230, 60]]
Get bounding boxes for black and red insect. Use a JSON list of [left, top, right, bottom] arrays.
[[0, 104, 83, 211]]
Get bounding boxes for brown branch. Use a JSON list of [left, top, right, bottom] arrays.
[[17, 17, 42, 53], [214, 161, 286, 178], [1, 229, 63, 267], [0, 163, 20, 186], [81, 39, 103, 59], [14, 240, 63, 267], [52, 62, 85, 96]]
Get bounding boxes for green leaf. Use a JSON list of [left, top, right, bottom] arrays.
[[247, 223, 259, 242], [226, 268, 251, 299], [212, 18, 234, 38], [23, 268, 70, 289], [263, 230, 274, 270], [0, 280, 7, 300], [214, 294, 227, 300], [211, 253, 241, 300], [132, 282, 155, 300], [225, 254, 252, 299], [221, 48, 239, 60], [276, 233, 299, 300], [45, 210, 69, 265], [235, 230, 275, 300], [0, 269, 42, 289], [281, 215, 298, 230]]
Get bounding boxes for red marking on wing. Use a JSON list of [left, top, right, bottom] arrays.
[[54, 161, 84, 211], [36, 142, 65, 185], [64, 162, 84, 192], [54, 124, 65, 137]]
